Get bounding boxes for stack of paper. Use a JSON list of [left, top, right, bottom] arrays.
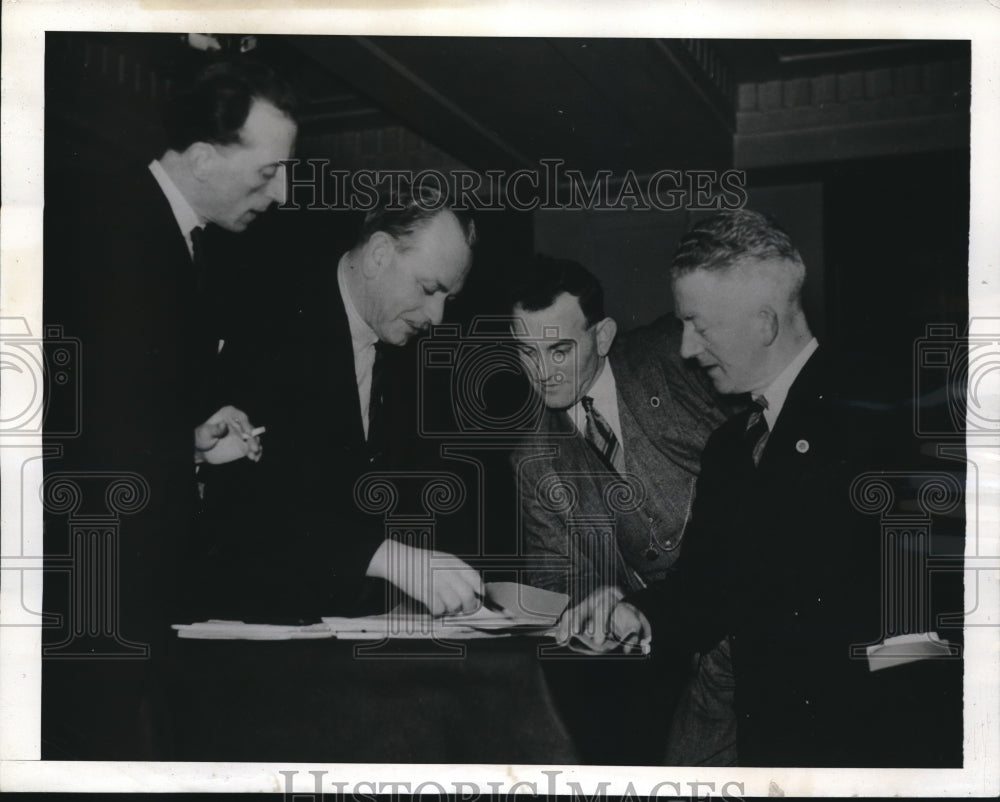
[[172, 582, 571, 642], [324, 582, 570, 639], [172, 620, 335, 640]]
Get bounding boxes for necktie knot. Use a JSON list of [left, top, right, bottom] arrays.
[[581, 395, 624, 473], [190, 225, 206, 262]]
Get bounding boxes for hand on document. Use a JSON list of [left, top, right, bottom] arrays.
[[559, 585, 652, 655], [367, 539, 482, 616]]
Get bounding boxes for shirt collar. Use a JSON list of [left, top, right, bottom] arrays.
[[148, 159, 204, 257], [758, 337, 819, 429], [337, 257, 379, 352]]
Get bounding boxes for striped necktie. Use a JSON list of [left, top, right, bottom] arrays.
[[581, 395, 624, 473], [744, 395, 770, 467]]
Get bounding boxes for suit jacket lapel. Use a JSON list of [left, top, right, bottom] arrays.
[[758, 349, 829, 477], [610, 343, 675, 472]]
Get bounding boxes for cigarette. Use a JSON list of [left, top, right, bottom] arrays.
[[250, 426, 266, 437]]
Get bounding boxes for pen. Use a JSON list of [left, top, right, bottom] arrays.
[[474, 590, 506, 614]]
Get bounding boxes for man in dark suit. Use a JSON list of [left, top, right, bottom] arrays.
[[598, 210, 961, 766], [43, 59, 297, 758], [192, 183, 483, 622], [507, 257, 736, 764]]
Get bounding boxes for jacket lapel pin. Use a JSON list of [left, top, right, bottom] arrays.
[[796, 439, 810, 454]]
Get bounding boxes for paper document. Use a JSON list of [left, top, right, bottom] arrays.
[[174, 582, 572, 641], [866, 632, 957, 672], [172, 620, 335, 640]]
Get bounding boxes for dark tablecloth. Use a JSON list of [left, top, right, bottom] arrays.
[[169, 636, 588, 763]]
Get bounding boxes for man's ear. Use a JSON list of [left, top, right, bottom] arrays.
[[595, 317, 618, 357], [188, 142, 216, 180], [758, 307, 779, 347], [363, 232, 394, 278]]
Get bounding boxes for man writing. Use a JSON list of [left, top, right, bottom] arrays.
[[195, 183, 483, 621]]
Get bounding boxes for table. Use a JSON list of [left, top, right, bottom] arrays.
[[169, 636, 586, 763]]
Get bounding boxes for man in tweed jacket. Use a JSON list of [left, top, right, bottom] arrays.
[[509, 256, 733, 599]]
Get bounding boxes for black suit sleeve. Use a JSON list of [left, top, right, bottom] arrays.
[[628, 417, 742, 655]]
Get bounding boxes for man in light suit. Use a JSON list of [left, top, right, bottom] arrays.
[[507, 256, 737, 764], [601, 210, 962, 766], [43, 59, 297, 758]]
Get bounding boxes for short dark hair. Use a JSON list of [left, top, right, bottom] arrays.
[[357, 180, 477, 249], [509, 255, 605, 327], [162, 59, 297, 152], [670, 209, 804, 279]]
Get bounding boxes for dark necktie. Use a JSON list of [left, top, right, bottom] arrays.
[[581, 395, 624, 473], [189, 225, 215, 341], [367, 342, 387, 463], [187, 226, 218, 422], [744, 396, 770, 467]]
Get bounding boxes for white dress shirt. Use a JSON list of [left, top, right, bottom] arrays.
[[758, 337, 819, 430], [147, 159, 204, 258], [337, 260, 380, 439], [569, 358, 625, 458]]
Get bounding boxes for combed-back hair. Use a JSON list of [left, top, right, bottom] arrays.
[[670, 209, 804, 277], [509, 255, 605, 327], [670, 210, 806, 306], [357, 180, 477, 249], [163, 59, 297, 152]]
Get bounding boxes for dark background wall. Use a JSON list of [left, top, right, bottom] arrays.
[[44, 28, 969, 586], [45, 33, 969, 354]]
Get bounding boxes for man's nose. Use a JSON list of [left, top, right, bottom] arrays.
[[679, 322, 702, 360], [264, 165, 287, 204], [426, 293, 448, 326]]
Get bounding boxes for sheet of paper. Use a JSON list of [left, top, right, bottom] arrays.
[[866, 631, 956, 672], [483, 581, 569, 624], [172, 621, 335, 640]]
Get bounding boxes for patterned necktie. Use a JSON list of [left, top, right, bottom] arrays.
[[744, 395, 770, 467], [367, 342, 387, 462], [581, 395, 625, 473]]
